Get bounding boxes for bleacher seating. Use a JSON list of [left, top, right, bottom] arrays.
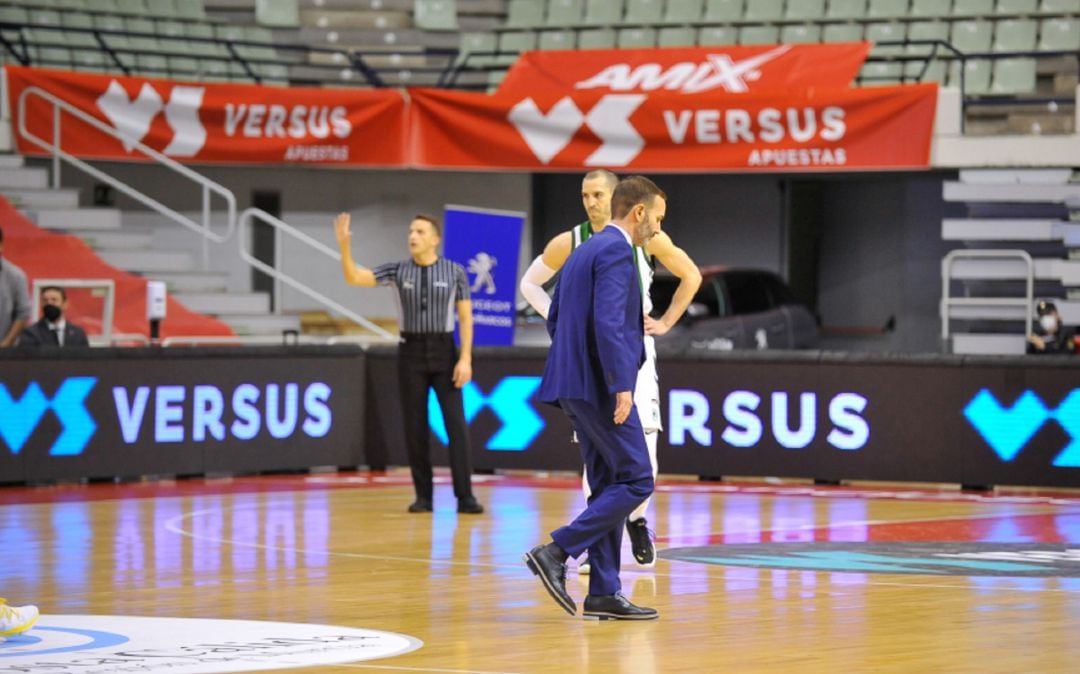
[[626, 0, 664, 24], [701, 0, 741, 23], [1, 0, 1078, 131], [0, 0, 293, 85], [444, 0, 1080, 130], [658, 25, 695, 45], [664, 0, 705, 23], [743, 0, 783, 22], [787, 0, 826, 22], [618, 26, 657, 48], [827, 0, 868, 21]]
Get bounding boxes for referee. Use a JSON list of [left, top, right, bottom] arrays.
[[334, 212, 484, 515]]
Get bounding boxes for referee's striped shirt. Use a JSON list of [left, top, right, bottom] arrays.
[[372, 257, 470, 333]]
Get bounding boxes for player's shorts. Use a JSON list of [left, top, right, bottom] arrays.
[[634, 336, 661, 432], [570, 337, 661, 443]]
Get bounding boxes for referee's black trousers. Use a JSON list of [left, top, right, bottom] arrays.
[[398, 333, 475, 502]]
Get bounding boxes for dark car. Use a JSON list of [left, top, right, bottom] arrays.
[[649, 266, 819, 354], [514, 266, 818, 352]]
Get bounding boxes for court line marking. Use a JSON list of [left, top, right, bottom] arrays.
[[660, 507, 1080, 544], [164, 503, 1080, 593], [332, 665, 520, 674]]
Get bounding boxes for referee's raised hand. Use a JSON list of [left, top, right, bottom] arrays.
[[334, 212, 351, 247]]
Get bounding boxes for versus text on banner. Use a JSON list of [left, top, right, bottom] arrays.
[[6, 66, 407, 166], [408, 84, 938, 171]]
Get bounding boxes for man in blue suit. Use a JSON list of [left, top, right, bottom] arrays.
[[524, 176, 666, 621]]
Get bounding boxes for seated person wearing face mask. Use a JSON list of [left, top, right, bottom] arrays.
[[17, 285, 90, 348], [1026, 300, 1077, 355]]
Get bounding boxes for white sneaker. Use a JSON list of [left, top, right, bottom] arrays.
[[578, 557, 591, 575], [0, 599, 39, 637]]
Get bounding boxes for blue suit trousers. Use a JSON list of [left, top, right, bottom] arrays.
[[550, 397, 654, 597]]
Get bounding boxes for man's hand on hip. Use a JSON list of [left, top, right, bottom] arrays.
[[644, 315, 671, 336], [614, 391, 633, 425]]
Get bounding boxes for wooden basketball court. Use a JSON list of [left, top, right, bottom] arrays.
[[2, 470, 1079, 673]]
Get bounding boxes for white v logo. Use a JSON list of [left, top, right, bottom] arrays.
[[95, 81, 208, 157], [95, 81, 163, 152], [161, 86, 206, 157], [507, 97, 583, 165], [508, 95, 646, 167]]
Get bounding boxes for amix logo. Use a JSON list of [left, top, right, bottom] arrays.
[[428, 377, 543, 451], [0, 378, 97, 456], [574, 45, 793, 94], [964, 389, 1080, 467]]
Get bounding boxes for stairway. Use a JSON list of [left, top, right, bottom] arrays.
[[0, 154, 300, 339], [941, 169, 1080, 354]]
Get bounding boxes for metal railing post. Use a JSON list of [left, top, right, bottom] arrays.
[[273, 225, 283, 315], [51, 104, 60, 188], [237, 207, 396, 341], [202, 185, 211, 270]]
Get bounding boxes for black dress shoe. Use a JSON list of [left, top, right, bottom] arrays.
[[457, 498, 484, 514], [583, 592, 658, 621], [626, 517, 656, 567], [407, 499, 433, 513], [523, 543, 576, 616]]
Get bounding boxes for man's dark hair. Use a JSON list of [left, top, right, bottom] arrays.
[[611, 176, 667, 220], [1036, 300, 1058, 316], [41, 285, 67, 300], [412, 213, 441, 237]]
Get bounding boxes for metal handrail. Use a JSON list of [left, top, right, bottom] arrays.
[[941, 249, 1034, 345], [16, 85, 237, 269], [160, 334, 320, 347], [237, 208, 397, 341], [159, 333, 392, 347]]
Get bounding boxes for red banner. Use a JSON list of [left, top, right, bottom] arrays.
[[5, 63, 935, 172], [408, 85, 938, 172], [497, 43, 872, 97], [6, 66, 407, 166]]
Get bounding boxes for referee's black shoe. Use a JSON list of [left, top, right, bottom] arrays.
[[524, 544, 576, 616], [407, 499, 433, 513], [457, 497, 485, 514], [583, 593, 658, 621], [626, 517, 656, 567]]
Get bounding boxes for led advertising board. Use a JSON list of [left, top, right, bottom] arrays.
[[367, 349, 1080, 488], [0, 348, 365, 482]]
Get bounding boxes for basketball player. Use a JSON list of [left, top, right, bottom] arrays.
[[519, 170, 701, 572]]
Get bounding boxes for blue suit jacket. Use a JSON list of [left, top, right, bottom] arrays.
[[538, 226, 645, 409]]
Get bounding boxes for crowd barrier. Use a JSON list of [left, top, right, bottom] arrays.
[[2, 346, 1077, 488]]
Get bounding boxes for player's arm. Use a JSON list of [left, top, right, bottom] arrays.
[[454, 299, 473, 388], [1, 274, 29, 347], [645, 231, 702, 336], [333, 212, 377, 287], [519, 231, 572, 320]]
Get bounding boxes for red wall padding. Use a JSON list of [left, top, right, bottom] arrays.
[[1, 195, 234, 340]]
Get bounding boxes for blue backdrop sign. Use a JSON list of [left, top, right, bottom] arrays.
[[443, 204, 525, 346]]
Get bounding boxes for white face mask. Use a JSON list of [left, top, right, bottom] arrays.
[[1040, 315, 1059, 333]]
